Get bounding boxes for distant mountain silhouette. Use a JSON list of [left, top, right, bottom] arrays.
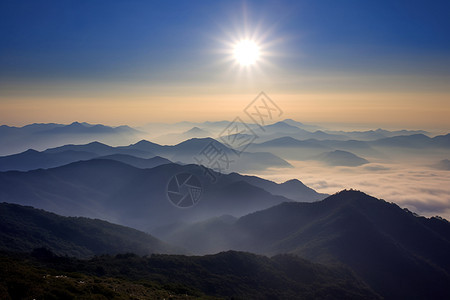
[[1, 121, 446, 161], [222, 173, 327, 202], [371, 133, 432, 148], [160, 190, 450, 299], [314, 150, 369, 166], [44, 141, 118, 155], [116, 139, 163, 154], [123, 138, 291, 171], [252, 133, 450, 162], [183, 126, 210, 136], [38, 122, 139, 135], [154, 126, 212, 144], [0, 141, 165, 171], [366, 133, 449, 149], [96, 154, 171, 169], [251, 137, 332, 160], [263, 121, 304, 133], [256, 136, 328, 148], [1, 120, 444, 157], [259, 122, 346, 141], [0, 160, 323, 230], [0, 122, 142, 156], [282, 118, 323, 131], [0, 202, 180, 258], [0, 138, 291, 172], [251, 123, 438, 145], [125, 137, 293, 172], [0, 149, 97, 171], [432, 133, 450, 147], [44, 140, 156, 158], [325, 128, 430, 141], [316, 139, 383, 158]]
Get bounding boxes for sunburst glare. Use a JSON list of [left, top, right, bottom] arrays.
[[233, 39, 260, 66]]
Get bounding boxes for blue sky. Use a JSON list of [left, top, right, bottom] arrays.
[[1, 0, 449, 79], [1, 0, 449, 127]]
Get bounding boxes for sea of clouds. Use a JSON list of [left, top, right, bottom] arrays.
[[252, 160, 450, 221]]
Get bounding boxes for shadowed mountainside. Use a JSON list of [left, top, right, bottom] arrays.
[[0, 160, 325, 231], [157, 190, 450, 300], [0, 203, 180, 258]]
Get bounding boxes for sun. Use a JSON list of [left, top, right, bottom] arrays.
[[233, 40, 260, 66]]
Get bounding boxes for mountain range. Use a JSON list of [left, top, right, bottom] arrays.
[[0, 122, 142, 156], [2, 189, 449, 299], [0, 138, 292, 173], [0, 120, 440, 158], [156, 190, 450, 299], [3, 131, 448, 174], [250, 133, 450, 162], [0, 159, 326, 231]]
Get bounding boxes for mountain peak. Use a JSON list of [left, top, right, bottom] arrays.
[[176, 137, 219, 146], [281, 178, 303, 185], [134, 139, 159, 146], [271, 121, 297, 128], [86, 141, 107, 146], [322, 189, 382, 206], [334, 189, 371, 197], [183, 126, 207, 134], [282, 118, 303, 125], [69, 121, 89, 127], [263, 122, 301, 133], [23, 149, 39, 154], [316, 150, 369, 166]]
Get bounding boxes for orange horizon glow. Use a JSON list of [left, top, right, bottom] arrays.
[[1, 91, 449, 132]]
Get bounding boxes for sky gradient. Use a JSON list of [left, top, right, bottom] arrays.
[[1, 0, 449, 130]]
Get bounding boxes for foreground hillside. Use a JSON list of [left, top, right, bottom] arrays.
[[0, 203, 180, 258], [0, 250, 380, 300]]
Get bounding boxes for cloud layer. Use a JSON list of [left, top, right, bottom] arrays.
[[252, 160, 450, 220]]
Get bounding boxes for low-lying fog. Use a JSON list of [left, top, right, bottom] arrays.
[[251, 159, 450, 220]]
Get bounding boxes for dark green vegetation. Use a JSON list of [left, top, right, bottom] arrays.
[[0, 251, 214, 300], [0, 249, 380, 300], [0, 203, 180, 258]]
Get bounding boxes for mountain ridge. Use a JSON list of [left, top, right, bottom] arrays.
[[157, 190, 450, 299], [0, 202, 181, 258], [0, 159, 325, 230], [0, 138, 292, 172]]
